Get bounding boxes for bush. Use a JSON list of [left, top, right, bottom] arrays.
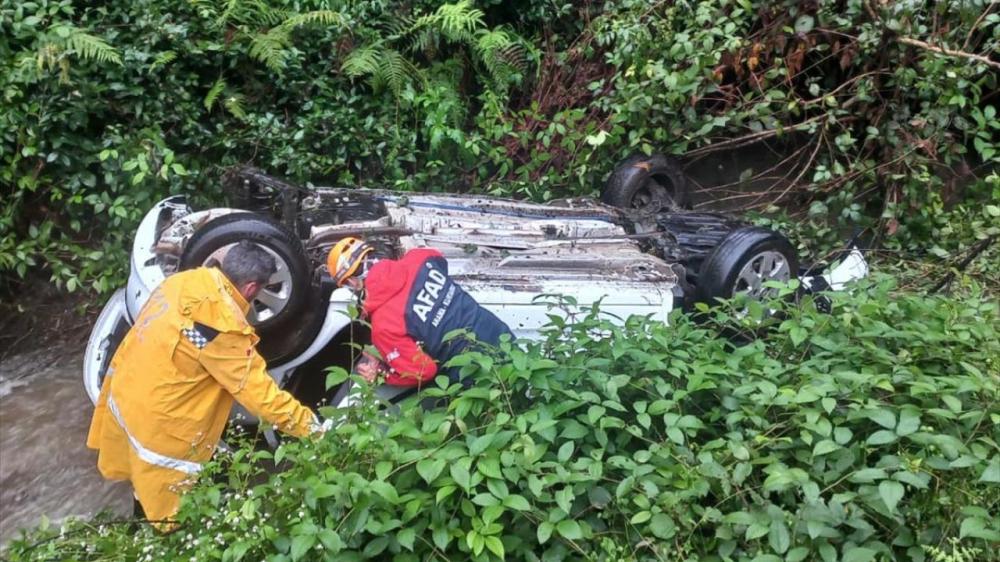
[[7, 278, 999, 561]]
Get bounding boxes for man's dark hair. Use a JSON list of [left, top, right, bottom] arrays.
[[221, 240, 276, 287]]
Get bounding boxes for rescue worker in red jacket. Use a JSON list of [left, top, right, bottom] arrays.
[[87, 240, 322, 524], [327, 237, 513, 385]]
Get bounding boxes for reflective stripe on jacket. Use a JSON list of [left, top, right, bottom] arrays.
[[87, 267, 317, 522]]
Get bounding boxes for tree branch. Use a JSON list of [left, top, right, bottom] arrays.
[[897, 36, 1000, 70]]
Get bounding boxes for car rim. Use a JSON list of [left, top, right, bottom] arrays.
[[205, 244, 292, 324], [733, 250, 791, 299]]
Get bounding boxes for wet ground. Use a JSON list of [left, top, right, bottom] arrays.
[[0, 339, 132, 545]]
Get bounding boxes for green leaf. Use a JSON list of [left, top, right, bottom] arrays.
[[417, 458, 447, 484], [786, 547, 810, 562], [436, 485, 457, 504], [588, 486, 612, 509], [557, 441, 574, 462], [746, 522, 769, 540], [503, 494, 531, 511], [821, 397, 836, 414], [896, 409, 920, 436], [472, 493, 499, 506], [868, 409, 896, 429], [842, 547, 877, 562], [484, 536, 505, 558], [312, 483, 337, 499], [397, 527, 416, 551], [867, 430, 898, 445], [369, 480, 399, 503], [537, 521, 554, 544], [849, 468, 888, 483], [630, 511, 652, 524], [290, 534, 316, 561], [769, 521, 790, 554], [587, 405, 605, 424], [478, 457, 502, 479], [813, 440, 839, 456], [556, 519, 582, 540], [325, 367, 349, 389], [432, 525, 450, 550], [878, 480, 904, 513], [451, 462, 471, 490], [466, 530, 485, 556], [978, 456, 1000, 483], [555, 486, 574, 514], [834, 427, 852, 445], [469, 433, 496, 456], [650, 514, 676, 539], [317, 529, 343, 553], [960, 517, 1000, 540], [225, 542, 251, 561]]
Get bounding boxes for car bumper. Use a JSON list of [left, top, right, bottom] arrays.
[[83, 288, 130, 404]]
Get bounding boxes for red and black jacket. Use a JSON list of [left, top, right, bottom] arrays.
[[363, 248, 513, 386]]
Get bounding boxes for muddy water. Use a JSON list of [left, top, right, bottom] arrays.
[[0, 347, 131, 544]]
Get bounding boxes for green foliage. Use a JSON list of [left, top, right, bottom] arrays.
[[1, 0, 998, 294], [7, 280, 999, 560]]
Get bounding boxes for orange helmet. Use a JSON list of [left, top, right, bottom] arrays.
[[327, 237, 374, 286]]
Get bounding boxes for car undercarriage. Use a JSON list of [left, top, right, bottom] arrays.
[[85, 156, 868, 417]]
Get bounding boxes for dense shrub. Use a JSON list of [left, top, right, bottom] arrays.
[[7, 278, 999, 561], [2, 1, 998, 294]]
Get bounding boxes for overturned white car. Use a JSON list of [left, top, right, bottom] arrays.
[[85, 156, 867, 417]]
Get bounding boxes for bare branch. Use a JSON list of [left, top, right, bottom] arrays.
[[897, 36, 1000, 70]]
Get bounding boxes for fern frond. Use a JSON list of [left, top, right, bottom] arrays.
[[475, 29, 511, 54], [474, 28, 531, 91], [410, 27, 441, 57], [258, 6, 292, 26], [434, 0, 483, 41], [341, 45, 381, 78], [223, 94, 247, 120], [216, 0, 244, 27], [248, 28, 291, 72], [149, 50, 177, 73], [379, 48, 420, 96], [279, 10, 344, 30], [215, 0, 287, 27], [499, 43, 530, 73], [62, 28, 122, 65], [204, 78, 226, 111], [381, 14, 415, 39]]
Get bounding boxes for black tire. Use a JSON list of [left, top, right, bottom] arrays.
[[695, 227, 799, 305], [602, 153, 691, 211], [180, 213, 312, 363]]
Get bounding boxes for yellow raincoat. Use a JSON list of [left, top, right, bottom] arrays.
[[87, 267, 318, 522]]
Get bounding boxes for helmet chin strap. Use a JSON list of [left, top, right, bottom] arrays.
[[357, 256, 379, 281]]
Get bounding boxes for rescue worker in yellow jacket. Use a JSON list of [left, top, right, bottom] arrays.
[[87, 240, 322, 523]]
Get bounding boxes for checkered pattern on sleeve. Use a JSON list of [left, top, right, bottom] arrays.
[[181, 327, 209, 349]]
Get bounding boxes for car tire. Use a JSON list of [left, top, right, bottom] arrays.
[[602, 153, 691, 211], [696, 227, 799, 305], [180, 213, 312, 363]]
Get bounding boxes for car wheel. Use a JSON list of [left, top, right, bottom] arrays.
[[180, 213, 312, 363], [602, 153, 691, 211], [696, 227, 799, 305]]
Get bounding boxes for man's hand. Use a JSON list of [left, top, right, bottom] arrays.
[[355, 352, 388, 383]]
